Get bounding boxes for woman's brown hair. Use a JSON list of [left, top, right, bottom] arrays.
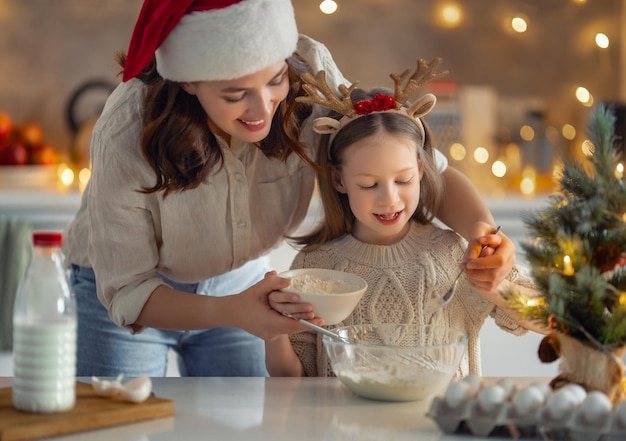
[[116, 52, 316, 196], [291, 88, 444, 251]]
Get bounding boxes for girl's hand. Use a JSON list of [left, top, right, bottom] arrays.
[[463, 223, 515, 291]]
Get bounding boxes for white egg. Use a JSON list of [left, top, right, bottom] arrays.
[[512, 386, 544, 417], [496, 378, 516, 398], [580, 391, 612, 423], [615, 400, 626, 427], [477, 385, 507, 414], [528, 381, 552, 399], [461, 374, 482, 394], [546, 389, 578, 420], [444, 381, 473, 409], [560, 384, 587, 404], [120, 375, 153, 403]]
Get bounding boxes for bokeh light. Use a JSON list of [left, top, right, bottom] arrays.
[[436, 2, 463, 28], [511, 16, 528, 33], [319, 0, 337, 15], [449, 142, 466, 161], [581, 139, 594, 157], [562, 124, 576, 140], [595, 33, 609, 49], [520, 125, 535, 141], [491, 160, 507, 178], [473, 147, 489, 164]]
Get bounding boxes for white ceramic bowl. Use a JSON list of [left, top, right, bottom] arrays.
[[279, 268, 367, 325], [323, 324, 468, 402]]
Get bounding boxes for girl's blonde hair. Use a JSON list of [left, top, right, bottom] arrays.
[[291, 88, 444, 251]]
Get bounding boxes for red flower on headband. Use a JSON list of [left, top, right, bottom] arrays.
[[353, 94, 397, 115]]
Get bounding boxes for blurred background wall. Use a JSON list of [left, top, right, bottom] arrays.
[[0, 1, 623, 183]]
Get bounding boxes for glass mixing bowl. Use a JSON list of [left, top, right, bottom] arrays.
[[323, 323, 468, 402]]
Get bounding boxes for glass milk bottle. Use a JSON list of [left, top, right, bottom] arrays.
[[12, 231, 77, 413]]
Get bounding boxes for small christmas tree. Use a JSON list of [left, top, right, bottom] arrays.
[[504, 104, 626, 403]]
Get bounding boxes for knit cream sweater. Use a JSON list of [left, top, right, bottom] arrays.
[[288, 222, 535, 377]]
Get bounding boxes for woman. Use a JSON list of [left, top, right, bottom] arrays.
[[63, 0, 515, 377]]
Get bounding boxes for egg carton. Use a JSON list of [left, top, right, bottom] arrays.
[[427, 375, 626, 440]]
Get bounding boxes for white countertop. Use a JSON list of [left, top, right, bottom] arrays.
[[0, 376, 542, 440]]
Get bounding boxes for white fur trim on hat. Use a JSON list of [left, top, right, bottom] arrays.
[[156, 0, 298, 82]]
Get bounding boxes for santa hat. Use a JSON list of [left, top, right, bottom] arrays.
[[123, 0, 298, 82]]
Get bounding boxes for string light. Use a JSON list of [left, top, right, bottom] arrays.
[[520, 125, 535, 141], [581, 139, 594, 157], [561, 124, 576, 140], [473, 147, 489, 164], [449, 142, 466, 161], [555, 197, 568, 210], [595, 33, 609, 49], [526, 297, 545, 307], [511, 16, 528, 33], [520, 166, 536, 196], [57, 163, 74, 188], [563, 255, 575, 276], [615, 163, 624, 180], [491, 160, 507, 178], [436, 2, 463, 28], [78, 168, 91, 193], [575, 86, 594, 107], [319, 0, 337, 15]]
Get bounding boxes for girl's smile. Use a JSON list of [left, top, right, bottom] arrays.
[[374, 210, 403, 224]]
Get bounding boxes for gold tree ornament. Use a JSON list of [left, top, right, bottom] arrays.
[[504, 105, 626, 404]]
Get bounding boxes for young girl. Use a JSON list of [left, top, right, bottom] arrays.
[[266, 64, 544, 377]]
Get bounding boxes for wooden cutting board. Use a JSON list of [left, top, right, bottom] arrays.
[[0, 382, 175, 441]]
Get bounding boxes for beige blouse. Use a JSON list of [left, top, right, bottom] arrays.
[[63, 35, 448, 331]]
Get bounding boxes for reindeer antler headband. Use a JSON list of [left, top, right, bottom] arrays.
[[296, 58, 448, 154]]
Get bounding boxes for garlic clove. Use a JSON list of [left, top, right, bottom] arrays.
[[91, 374, 124, 397], [120, 375, 152, 403]]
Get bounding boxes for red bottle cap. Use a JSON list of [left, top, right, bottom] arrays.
[[32, 231, 63, 247]]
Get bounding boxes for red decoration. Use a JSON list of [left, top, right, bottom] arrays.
[[353, 94, 397, 115]]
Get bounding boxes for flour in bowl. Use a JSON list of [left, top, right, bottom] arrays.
[[289, 274, 359, 294], [337, 363, 452, 402]]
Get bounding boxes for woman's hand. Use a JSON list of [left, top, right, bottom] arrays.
[[266, 271, 318, 321], [463, 222, 515, 291], [226, 270, 323, 342]]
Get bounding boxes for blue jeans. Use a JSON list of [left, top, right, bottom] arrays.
[[70, 257, 271, 377]]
